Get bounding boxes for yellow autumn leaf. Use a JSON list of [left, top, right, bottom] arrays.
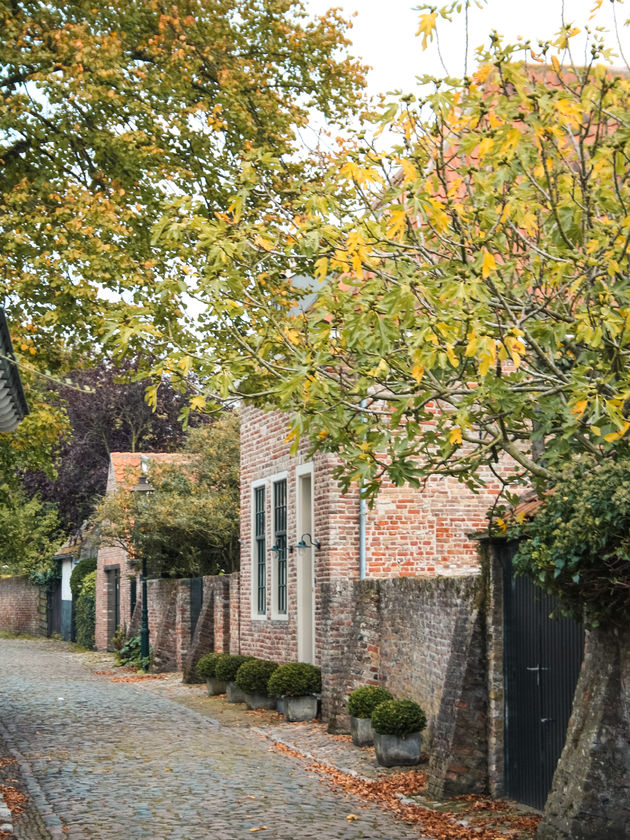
[[449, 427, 463, 445], [478, 342, 497, 377], [339, 160, 383, 186], [387, 206, 407, 240], [572, 400, 588, 417], [551, 54, 561, 73], [445, 343, 458, 367], [400, 158, 417, 184], [190, 394, 206, 411], [481, 248, 496, 279], [412, 362, 424, 382], [605, 422, 630, 443], [314, 257, 328, 280], [477, 136, 494, 157], [502, 127, 521, 157], [416, 11, 438, 49], [254, 234, 274, 252]]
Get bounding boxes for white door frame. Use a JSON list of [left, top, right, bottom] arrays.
[[295, 463, 315, 664]]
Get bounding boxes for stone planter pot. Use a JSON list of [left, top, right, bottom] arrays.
[[284, 695, 318, 722], [226, 681, 248, 704], [350, 715, 374, 747], [373, 731, 422, 767], [206, 677, 227, 696], [276, 696, 286, 716], [244, 692, 277, 711]]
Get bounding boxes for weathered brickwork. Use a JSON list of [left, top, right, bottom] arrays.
[[320, 576, 488, 798], [0, 576, 42, 636], [479, 539, 507, 798], [239, 404, 512, 667], [182, 574, 234, 681]]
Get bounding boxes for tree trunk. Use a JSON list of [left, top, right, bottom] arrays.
[[536, 626, 630, 840]]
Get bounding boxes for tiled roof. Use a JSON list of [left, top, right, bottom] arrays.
[[110, 452, 190, 492], [511, 489, 544, 521]]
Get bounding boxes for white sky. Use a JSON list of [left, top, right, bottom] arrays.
[[305, 0, 629, 97]]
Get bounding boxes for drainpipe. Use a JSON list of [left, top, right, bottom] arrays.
[[359, 398, 367, 579], [359, 482, 367, 579]]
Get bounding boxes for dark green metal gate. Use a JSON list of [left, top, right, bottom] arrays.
[[190, 577, 203, 639], [501, 540, 585, 810]]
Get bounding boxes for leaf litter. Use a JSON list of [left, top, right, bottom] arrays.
[[270, 742, 539, 839]]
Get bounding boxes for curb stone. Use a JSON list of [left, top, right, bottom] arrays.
[[0, 719, 58, 840], [0, 795, 13, 836]]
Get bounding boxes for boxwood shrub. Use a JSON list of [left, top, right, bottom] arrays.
[[235, 659, 279, 696], [70, 557, 97, 600], [370, 699, 427, 737], [347, 685, 393, 719], [214, 653, 255, 683], [196, 652, 224, 680], [267, 662, 321, 697]]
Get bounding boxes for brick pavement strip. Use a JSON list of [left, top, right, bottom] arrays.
[[0, 640, 428, 840]]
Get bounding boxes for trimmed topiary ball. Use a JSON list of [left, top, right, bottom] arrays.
[[370, 699, 427, 737], [267, 662, 321, 697], [347, 685, 393, 719], [235, 659, 279, 696], [214, 654, 255, 682], [196, 652, 223, 680]]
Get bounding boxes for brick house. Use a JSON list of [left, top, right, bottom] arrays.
[[95, 452, 186, 651], [238, 402, 511, 666]]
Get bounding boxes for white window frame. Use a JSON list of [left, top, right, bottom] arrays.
[[270, 470, 289, 621], [250, 478, 268, 621]]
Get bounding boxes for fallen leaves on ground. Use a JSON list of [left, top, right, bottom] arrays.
[[270, 742, 538, 839], [0, 785, 27, 814], [452, 795, 541, 836], [108, 674, 170, 683], [0, 759, 15, 770]]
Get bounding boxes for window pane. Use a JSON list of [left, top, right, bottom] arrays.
[[254, 486, 266, 614], [274, 480, 287, 615]]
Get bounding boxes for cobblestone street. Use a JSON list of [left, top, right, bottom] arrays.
[[0, 639, 426, 840]]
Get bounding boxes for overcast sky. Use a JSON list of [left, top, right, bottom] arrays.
[[305, 1, 629, 97]]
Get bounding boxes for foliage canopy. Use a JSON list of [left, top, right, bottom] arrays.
[[96, 412, 240, 578], [514, 458, 630, 629], [139, 13, 630, 507]]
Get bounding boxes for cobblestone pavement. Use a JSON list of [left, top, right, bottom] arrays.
[[0, 640, 427, 840]]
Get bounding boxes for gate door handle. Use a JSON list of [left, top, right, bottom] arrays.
[[540, 718, 554, 724]]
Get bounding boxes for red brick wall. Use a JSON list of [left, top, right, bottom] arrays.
[[95, 461, 137, 650], [0, 576, 42, 635], [320, 575, 488, 798], [239, 404, 515, 664], [182, 574, 235, 681]]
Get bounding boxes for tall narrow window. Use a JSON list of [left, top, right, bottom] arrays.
[[274, 479, 287, 615], [255, 486, 266, 615]]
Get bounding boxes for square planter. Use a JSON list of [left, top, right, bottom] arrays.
[[244, 692, 277, 711], [374, 731, 422, 767], [226, 681, 248, 704], [206, 677, 227, 696], [276, 697, 286, 716], [284, 695, 318, 722], [350, 715, 374, 747]]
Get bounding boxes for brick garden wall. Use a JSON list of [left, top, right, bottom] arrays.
[[182, 574, 235, 681], [0, 576, 42, 636], [320, 575, 487, 798], [126, 573, 239, 675]]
